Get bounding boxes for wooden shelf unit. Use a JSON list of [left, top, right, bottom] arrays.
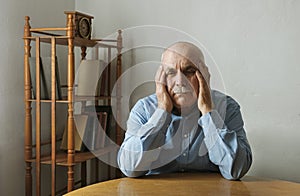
[[23, 12, 123, 196]]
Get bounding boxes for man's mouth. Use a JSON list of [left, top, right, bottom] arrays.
[[173, 86, 192, 94]]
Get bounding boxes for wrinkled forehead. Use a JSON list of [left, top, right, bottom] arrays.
[[161, 42, 205, 68]]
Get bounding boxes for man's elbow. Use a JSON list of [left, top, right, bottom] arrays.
[[120, 169, 147, 178], [226, 158, 252, 180]]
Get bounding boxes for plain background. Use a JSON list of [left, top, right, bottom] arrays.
[[1, 0, 299, 195]]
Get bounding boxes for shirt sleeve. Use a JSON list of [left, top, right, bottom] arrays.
[[117, 100, 171, 177], [198, 101, 252, 180]]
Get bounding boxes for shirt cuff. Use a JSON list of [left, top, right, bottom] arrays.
[[198, 110, 225, 150]]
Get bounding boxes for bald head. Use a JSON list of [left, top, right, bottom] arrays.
[[162, 42, 205, 70]]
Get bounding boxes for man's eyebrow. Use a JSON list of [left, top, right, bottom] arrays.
[[183, 64, 197, 70], [165, 66, 176, 71]]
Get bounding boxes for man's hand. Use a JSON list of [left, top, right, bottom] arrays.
[[155, 66, 173, 113], [196, 68, 213, 115]]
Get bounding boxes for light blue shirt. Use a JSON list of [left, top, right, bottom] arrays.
[[117, 90, 252, 180]]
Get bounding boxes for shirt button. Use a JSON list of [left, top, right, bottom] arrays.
[[183, 153, 187, 157], [184, 134, 188, 138]]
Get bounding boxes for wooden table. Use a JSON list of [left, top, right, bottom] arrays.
[[64, 172, 300, 195]]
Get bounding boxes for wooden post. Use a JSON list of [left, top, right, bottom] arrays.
[[116, 30, 123, 146], [107, 47, 111, 98], [51, 37, 57, 196], [24, 16, 33, 196], [115, 30, 123, 178], [66, 13, 75, 192], [35, 37, 41, 196]]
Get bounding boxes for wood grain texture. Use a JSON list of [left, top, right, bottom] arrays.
[[64, 172, 300, 196]]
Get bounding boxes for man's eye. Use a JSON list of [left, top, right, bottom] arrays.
[[166, 70, 176, 76], [184, 68, 196, 76]]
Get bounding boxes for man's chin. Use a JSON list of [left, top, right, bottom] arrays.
[[173, 92, 195, 100], [172, 94, 197, 109]]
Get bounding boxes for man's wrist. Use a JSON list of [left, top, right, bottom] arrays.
[[198, 110, 225, 131], [201, 108, 212, 115], [199, 105, 213, 115], [157, 103, 172, 113]]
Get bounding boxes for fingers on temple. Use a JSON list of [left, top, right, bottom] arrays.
[[196, 69, 210, 88], [196, 70, 203, 84], [155, 66, 166, 85]]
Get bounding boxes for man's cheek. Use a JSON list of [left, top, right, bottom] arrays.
[[188, 77, 198, 91], [167, 87, 173, 96], [166, 82, 173, 93]]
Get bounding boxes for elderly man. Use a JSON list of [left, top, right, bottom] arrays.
[[117, 42, 252, 180]]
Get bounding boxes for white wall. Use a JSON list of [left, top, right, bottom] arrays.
[[0, 0, 74, 195], [76, 0, 300, 182]]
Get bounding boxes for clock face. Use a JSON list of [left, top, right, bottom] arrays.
[[78, 17, 91, 39]]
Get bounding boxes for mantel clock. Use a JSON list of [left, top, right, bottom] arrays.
[[64, 11, 93, 39]]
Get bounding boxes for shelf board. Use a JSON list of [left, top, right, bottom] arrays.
[[25, 34, 121, 48], [25, 35, 98, 47], [74, 95, 112, 102], [28, 96, 114, 103], [48, 37, 97, 47], [28, 99, 68, 103], [26, 144, 116, 166]]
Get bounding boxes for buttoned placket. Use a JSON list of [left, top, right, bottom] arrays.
[[180, 117, 190, 172]]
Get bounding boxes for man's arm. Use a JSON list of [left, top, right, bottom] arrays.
[[118, 66, 173, 177], [117, 102, 171, 177], [196, 70, 252, 180], [198, 100, 252, 180]]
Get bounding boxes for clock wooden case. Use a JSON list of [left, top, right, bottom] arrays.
[[64, 11, 93, 39]]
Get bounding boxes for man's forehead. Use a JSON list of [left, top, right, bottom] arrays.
[[162, 42, 204, 67], [162, 54, 195, 69], [162, 50, 189, 62]]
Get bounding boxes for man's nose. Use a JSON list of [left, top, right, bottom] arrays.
[[175, 71, 186, 86]]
